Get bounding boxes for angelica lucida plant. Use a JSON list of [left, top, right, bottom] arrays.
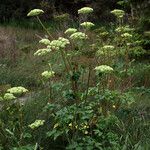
[[0, 86, 29, 148], [26, 6, 139, 149]]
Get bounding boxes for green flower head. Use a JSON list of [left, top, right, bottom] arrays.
[[65, 28, 77, 35], [4, 93, 16, 101], [41, 71, 55, 79], [34, 48, 51, 56], [29, 120, 45, 129], [27, 9, 44, 17], [70, 32, 88, 41], [111, 9, 125, 18], [7, 86, 28, 95], [78, 7, 93, 14], [80, 22, 95, 29], [95, 65, 114, 75]]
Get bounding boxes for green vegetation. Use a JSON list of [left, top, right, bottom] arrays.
[[0, 2, 150, 150]]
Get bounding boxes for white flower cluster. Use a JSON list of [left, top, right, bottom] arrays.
[[41, 70, 55, 79], [111, 9, 125, 18], [39, 39, 51, 45], [70, 32, 88, 40], [65, 28, 77, 35], [95, 65, 114, 74], [27, 9, 44, 17], [29, 120, 45, 129], [78, 7, 93, 14], [7, 86, 28, 95], [34, 49, 51, 56], [47, 37, 70, 50], [80, 22, 95, 29]]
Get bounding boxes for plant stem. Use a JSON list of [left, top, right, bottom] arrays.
[[36, 16, 53, 39]]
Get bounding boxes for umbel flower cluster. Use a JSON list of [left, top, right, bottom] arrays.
[[95, 65, 114, 74], [39, 39, 51, 45], [121, 33, 132, 39], [41, 70, 55, 79], [80, 22, 95, 29], [78, 7, 93, 14], [3, 93, 16, 101], [115, 26, 134, 33], [27, 9, 44, 17], [65, 28, 77, 35], [0, 86, 28, 101], [111, 9, 125, 18], [48, 37, 70, 50], [70, 32, 88, 40]]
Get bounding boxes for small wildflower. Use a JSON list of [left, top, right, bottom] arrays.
[[7, 87, 28, 95], [65, 28, 77, 34], [39, 39, 51, 45], [78, 7, 93, 14], [4, 93, 16, 101], [27, 9, 44, 17], [111, 9, 125, 18], [95, 65, 114, 74], [80, 22, 95, 29], [29, 120, 45, 129], [70, 32, 88, 40], [34, 48, 51, 56], [41, 71, 55, 79]]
